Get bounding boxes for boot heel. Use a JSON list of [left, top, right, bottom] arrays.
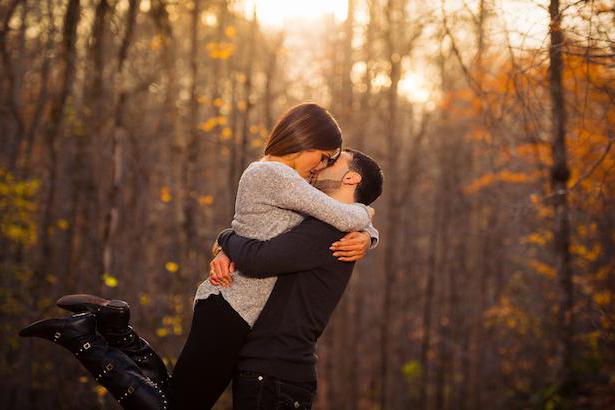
[[107, 299, 130, 310]]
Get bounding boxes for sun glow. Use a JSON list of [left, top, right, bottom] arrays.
[[239, 0, 549, 105], [242, 0, 348, 27]]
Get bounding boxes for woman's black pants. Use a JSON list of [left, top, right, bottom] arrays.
[[167, 293, 251, 410]]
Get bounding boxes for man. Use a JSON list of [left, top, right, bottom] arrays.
[[212, 148, 384, 409]]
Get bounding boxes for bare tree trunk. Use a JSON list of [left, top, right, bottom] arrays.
[[0, 0, 25, 171], [548, 0, 574, 396], [21, 0, 54, 173], [100, 0, 139, 283], [37, 0, 81, 287], [182, 0, 201, 263], [263, 32, 283, 132], [340, 0, 355, 125], [237, 7, 257, 192], [379, 1, 402, 407], [355, 0, 376, 152]]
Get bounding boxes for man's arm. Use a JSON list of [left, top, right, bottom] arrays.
[[217, 219, 341, 278]]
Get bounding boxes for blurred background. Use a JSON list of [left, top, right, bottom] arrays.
[[0, 0, 613, 409]]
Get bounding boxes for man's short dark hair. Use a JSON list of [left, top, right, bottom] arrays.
[[344, 148, 384, 205]]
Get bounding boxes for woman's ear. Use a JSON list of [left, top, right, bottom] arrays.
[[284, 152, 301, 169], [343, 171, 362, 186]]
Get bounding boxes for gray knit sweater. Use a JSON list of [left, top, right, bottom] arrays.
[[193, 161, 378, 327]]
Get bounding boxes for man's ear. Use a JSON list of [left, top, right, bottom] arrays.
[[343, 171, 362, 186]]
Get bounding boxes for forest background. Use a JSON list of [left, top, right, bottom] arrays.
[[1, 0, 614, 409]]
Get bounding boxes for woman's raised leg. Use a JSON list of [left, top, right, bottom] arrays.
[[19, 312, 168, 409]]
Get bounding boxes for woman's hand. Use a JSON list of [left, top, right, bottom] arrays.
[[330, 231, 371, 262], [208, 251, 236, 287]]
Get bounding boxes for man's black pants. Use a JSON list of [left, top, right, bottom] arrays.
[[232, 370, 317, 410]]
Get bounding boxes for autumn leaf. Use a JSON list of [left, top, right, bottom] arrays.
[[102, 272, 118, 287], [165, 261, 179, 273], [56, 219, 69, 230], [221, 127, 232, 139], [224, 26, 236, 38], [160, 186, 172, 203], [199, 195, 214, 206]]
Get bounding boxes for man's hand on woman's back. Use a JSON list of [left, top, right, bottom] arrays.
[[329, 231, 371, 262]]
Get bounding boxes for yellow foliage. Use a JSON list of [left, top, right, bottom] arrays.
[[102, 273, 118, 288], [237, 100, 247, 111], [221, 127, 232, 140], [206, 42, 235, 59], [224, 26, 236, 38], [139, 293, 150, 306], [56, 219, 69, 230], [571, 243, 601, 262], [213, 98, 224, 107], [159, 314, 183, 336], [150, 34, 164, 50], [199, 118, 218, 132], [484, 295, 532, 335], [250, 138, 264, 148], [465, 127, 492, 143], [499, 170, 536, 183], [465, 169, 542, 194], [522, 232, 551, 246], [160, 186, 172, 203], [464, 173, 496, 194], [595, 266, 609, 281], [0, 170, 39, 247], [528, 260, 556, 279], [165, 261, 179, 273], [198, 195, 213, 206], [584, 330, 601, 351], [593, 291, 612, 307]]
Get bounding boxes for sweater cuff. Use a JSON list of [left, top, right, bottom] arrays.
[[216, 227, 235, 253], [363, 223, 379, 249]]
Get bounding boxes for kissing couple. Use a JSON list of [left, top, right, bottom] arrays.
[[20, 102, 384, 409]]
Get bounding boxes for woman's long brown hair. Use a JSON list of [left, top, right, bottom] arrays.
[[264, 102, 342, 156]]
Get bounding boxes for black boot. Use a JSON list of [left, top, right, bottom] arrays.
[[19, 312, 168, 409], [56, 294, 171, 390]]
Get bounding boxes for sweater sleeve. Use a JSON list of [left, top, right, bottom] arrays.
[[364, 222, 380, 249], [259, 164, 372, 232], [218, 219, 342, 277]]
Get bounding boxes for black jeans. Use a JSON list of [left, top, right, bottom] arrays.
[[168, 293, 251, 409], [232, 370, 317, 410]]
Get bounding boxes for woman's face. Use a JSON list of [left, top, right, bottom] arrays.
[[293, 148, 340, 179]]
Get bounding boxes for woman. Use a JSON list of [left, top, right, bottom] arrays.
[[19, 102, 378, 409]]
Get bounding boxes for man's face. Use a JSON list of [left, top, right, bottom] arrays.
[[311, 152, 352, 194]]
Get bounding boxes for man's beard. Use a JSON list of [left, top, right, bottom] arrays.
[[312, 179, 343, 194]]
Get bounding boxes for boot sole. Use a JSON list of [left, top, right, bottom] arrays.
[[57, 294, 129, 314]]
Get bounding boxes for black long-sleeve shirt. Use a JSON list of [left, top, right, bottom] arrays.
[[217, 217, 357, 382]]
